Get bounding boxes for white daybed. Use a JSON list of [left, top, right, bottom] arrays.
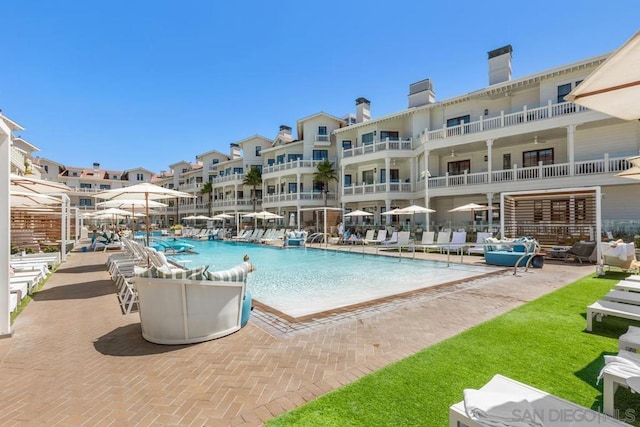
[[133, 263, 251, 345]]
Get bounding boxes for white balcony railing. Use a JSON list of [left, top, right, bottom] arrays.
[[423, 100, 588, 142], [262, 159, 336, 175], [342, 138, 413, 158], [10, 146, 26, 173], [262, 192, 336, 203], [212, 198, 259, 208], [426, 155, 630, 190], [211, 173, 245, 184], [343, 182, 413, 196]]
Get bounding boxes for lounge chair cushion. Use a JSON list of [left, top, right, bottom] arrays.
[[463, 388, 543, 427], [206, 263, 249, 283], [157, 266, 207, 280]]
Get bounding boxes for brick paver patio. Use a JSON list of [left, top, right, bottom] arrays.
[[0, 248, 593, 426]]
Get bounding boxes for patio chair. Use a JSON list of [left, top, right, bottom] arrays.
[[599, 349, 640, 417], [445, 231, 467, 254], [467, 232, 492, 255], [450, 374, 628, 426], [381, 231, 398, 246], [422, 230, 451, 253], [564, 241, 596, 264], [364, 229, 387, 245], [412, 231, 435, 252]]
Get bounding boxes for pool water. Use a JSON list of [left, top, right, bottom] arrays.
[[167, 240, 499, 318]]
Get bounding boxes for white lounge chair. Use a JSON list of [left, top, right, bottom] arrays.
[[450, 374, 629, 426], [412, 231, 435, 252], [467, 232, 492, 255], [365, 229, 387, 245], [446, 231, 467, 254], [586, 300, 640, 331], [598, 349, 640, 417], [384, 231, 410, 251], [423, 230, 451, 253], [381, 231, 398, 246]]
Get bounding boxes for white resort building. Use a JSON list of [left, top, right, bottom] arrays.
[[11, 44, 640, 242]]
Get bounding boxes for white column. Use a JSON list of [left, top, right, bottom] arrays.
[[486, 192, 494, 233], [0, 123, 12, 337], [385, 157, 390, 194], [567, 124, 576, 176], [423, 150, 431, 231], [486, 139, 494, 183], [409, 158, 415, 192]]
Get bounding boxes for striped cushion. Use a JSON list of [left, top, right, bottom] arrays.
[[206, 264, 249, 283], [156, 266, 207, 280], [135, 265, 159, 278]]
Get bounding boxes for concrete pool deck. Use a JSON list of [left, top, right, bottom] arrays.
[[0, 248, 593, 425]]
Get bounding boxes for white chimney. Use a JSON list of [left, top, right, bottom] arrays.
[[408, 78, 435, 108], [93, 162, 100, 173], [278, 124, 292, 137], [355, 97, 370, 123], [488, 45, 512, 85], [230, 143, 242, 159]]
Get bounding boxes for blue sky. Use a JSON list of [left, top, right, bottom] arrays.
[[2, 1, 639, 174]]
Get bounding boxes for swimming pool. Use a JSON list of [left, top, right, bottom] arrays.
[[167, 240, 500, 319]]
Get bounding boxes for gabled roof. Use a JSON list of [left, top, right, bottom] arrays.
[[124, 167, 156, 176], [334, 53, 609, 134], [12, 136, 40, 152], [196, 148, 231, 159], [296, 112, 345, 140], [0, 113, 25, 131], [235, 134, 273, 147]]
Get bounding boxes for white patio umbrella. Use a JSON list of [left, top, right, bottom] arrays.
[[93, 183, 193, 246], [449, 203, 496, 230], [212, 213, 233, 232], [344, 209, 374, 218], [566, 29, 640, 120], [10, 174, 71, 194], [10, 191, 62, 208], [97, 199, 168, 233], [395, 205, 436, 234]]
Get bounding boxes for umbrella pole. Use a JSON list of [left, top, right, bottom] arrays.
[[145, 193, 150, 247]]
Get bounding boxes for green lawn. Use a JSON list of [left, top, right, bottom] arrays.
[[268, 271, 640, 426]]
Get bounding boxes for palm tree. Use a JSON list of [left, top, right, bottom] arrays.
[[242, 167, 262, 213], [200, 181, 213, 217], [313, 158, 338, 207]]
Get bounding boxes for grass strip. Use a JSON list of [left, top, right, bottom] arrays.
[[268, 271, 640, 426]]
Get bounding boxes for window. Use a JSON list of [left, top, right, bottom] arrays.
[[342, 140, 352, 150], [182, 168, 187, 173], [389, 169, 399, 183], [503, 153, 512, 170], [276, 154, 285, 164], [523, 148, 554, 167], [255, 146, 262, 156], [344, 174, 352, 187], [317, 126, 328, 142], [533, 200, 543, 222], [287, 153, 302, 162], [80, 183, 92, 189], [379, 131, 399, 141], [380, 169, 386, 184], [43, 165, 49, 173], [79, 198, 92, 207], [212, 159, 219, 165], [267, 185, 275, 195], [361, 132, 374, 145], [557, 83, 572, 103], [313, 181, 324, 192], [288, 182, 297, 193], [135, 173, 142, 181], [254, 165, 262, 173], [312, 150, 328, 161], [362, 170, 374, 185], [267, 159, 275, 166], [446, 115, 470, 128], [233, 167, 243, 175], [72, 172, 78, 177], [99, 184, 111, 190], [225, 168, 232, 175], [209, 175, 215, 182], [447, 160, 470, 175]]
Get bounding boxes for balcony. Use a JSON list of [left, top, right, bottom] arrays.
[[212, 198, 259, 208], [181, 182, 203, 192], [314, 134, 330, 146], [423, 101, 588, 142], [426, 154, 629, 190], [263, 159, 336, 175], [262, 192, 336, 204], [342, 138, 413, 159], [343, 182, 413, 196], [211, 173, 245, 184], [10, 146, 26, 173]]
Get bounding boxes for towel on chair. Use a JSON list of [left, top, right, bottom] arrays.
[[463, 389, 544, 427], [597, 350, 640, 384]]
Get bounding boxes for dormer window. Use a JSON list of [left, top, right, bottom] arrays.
[[255, 146, 262, 156]]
